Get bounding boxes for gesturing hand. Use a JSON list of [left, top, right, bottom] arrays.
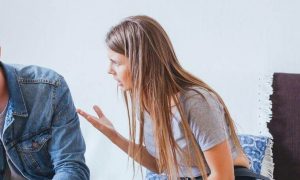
[[77, 105, 116, 138]]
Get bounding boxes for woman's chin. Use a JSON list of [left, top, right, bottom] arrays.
[[117, 83, 131, 91], [118, 84, 126, 90]]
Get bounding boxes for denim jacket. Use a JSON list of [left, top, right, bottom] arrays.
[[0, 62, 89, 180]]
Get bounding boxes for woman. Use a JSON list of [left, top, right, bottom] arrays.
[[77, 15, 267, 180]]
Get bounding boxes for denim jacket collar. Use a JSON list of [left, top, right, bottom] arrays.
[[1, 62, 28, 117]]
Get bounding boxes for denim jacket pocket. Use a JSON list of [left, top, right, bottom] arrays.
[[17, 133, 51, 153], [16, 131, 53, 176]]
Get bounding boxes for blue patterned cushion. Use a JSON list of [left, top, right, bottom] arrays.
[[238, 135, 269, 174], [146, 171, 168, 180], [145, 135, 271, 180]]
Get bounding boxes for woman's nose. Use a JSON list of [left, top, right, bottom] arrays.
[[108, 64, 115, 75]]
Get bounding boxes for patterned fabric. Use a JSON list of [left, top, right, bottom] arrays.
[[146, 172, 168, 180], [145, 135, 270, 180], [238, 135, 269, 174], [2, 99, 13, 134]]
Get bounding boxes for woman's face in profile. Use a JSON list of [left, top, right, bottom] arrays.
[[107, 49, 132, 91]]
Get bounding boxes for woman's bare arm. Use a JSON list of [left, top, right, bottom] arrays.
[[77, 105, 159, 173]]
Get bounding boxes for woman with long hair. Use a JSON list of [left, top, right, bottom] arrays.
[[77, 15, 267, 180]]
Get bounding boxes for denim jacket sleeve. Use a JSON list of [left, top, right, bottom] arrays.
[[49, 76, 89, 180]]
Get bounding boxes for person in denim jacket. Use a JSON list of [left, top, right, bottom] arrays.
[[0, 61, 89, 180]]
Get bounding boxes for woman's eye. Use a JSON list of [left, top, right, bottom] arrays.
[[114, 62, 120, 66], [110, 61, 119, 66]]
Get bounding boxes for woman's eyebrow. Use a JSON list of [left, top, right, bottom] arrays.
[[110, 58, 119, 63]]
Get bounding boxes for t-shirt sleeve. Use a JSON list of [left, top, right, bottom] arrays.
[[183, 89, 229, 152]]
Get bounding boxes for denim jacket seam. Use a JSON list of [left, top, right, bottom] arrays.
[[17, 78, 59, 86], [51, 76, 62, 124]]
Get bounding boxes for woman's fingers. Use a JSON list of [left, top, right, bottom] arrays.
[[77, 107, 116, 137], [77, 109, 99, 125], [93, 105, 105, 119]]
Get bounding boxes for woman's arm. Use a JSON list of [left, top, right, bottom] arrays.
[[203, 140, 234, 180], [77, 105, 160, 173], [109, 131, 160, 173]]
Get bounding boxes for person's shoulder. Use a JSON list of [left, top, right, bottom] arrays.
[[180, 86, 212, 102], [180, 86, 223, 111], [13, 64, 63, 86]]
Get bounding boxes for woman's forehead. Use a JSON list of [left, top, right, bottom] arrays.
[[107, 49, 128, 62]]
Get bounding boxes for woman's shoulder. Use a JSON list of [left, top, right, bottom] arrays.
[[180, 86, 215, 103], [179, 86, 224, 112]]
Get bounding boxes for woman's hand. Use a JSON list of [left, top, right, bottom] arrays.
[[77, 105, 116, 138], [78, 105, 160, 173]]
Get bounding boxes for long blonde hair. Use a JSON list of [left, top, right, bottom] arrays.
[[106, 15, 242, 179]]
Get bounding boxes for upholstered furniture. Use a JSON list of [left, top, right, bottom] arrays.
[[268, 73, 300, 180]]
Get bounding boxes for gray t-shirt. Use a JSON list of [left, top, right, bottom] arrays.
[[143, 87, 238, 177]]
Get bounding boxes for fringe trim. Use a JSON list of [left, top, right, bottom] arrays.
[[258, 74, 274, 179], [260, 136, 274, 179], [258, 74, 273, 137]]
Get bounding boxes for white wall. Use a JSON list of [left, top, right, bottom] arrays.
[[1, 0, 299, 179]]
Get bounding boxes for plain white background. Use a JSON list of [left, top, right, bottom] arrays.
[[1, 1, 299, 179]]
